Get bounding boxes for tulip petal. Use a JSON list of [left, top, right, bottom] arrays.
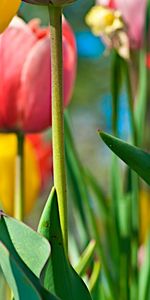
[[0, 0, 21, 33], [19, 33, 76, 132], [0, 17, 76, 132], [18, 38, 51, 132], [0, 25, 37, 129], [0, 134, 41, 216], [115, 0, 147, 47]]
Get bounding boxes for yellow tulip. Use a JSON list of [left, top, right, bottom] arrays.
[[0, 0, 21, 33], [140, 189, 150, 243], [0, 134, 41, 216]]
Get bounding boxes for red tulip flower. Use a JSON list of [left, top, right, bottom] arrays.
[[0, 16, 76, 132]]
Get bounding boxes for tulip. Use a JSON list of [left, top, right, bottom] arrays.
[[0, 16, 76, 132], [0, 134, 52, 216], [140, 189, 150, 243], [97, 0, 147, 48], [0, 0, 21, 33]]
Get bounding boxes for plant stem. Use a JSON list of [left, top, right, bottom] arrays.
[[124, 61, 139, 299], [48, 5, 68, 254], [14, 132, 24, 221], [123, 61, 137, 146]]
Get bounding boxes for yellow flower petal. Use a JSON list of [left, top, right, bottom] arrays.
[[140, 189, 150, 243], [0, 134, 41, 216], [86, 5, 123, 36], [0, 0, 21, 33]]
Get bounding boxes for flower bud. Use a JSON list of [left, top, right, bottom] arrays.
[[22, 0, 75, 6]]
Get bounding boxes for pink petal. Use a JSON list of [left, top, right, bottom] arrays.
[[0, 25, 37, 129], [115, 0, 147, 47]]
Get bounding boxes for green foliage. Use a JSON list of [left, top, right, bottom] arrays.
[[139, 238, 150, 300], [38, 188, 92, 300], [100, 131, 150, 186], [0, 213, 59, 300], [75, 240, 96, 276]]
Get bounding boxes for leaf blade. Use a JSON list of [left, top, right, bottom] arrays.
[[100, 131, 150, 185]]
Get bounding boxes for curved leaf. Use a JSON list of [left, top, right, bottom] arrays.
[[75, 240, 96, 276], [0, 212, 50, 277], [38, 188, 92, 300], [0, 214, 60, 300], [100, 131, 150, 186]]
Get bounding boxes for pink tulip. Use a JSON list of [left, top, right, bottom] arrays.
[[98, 0, 116, 9], [0, 17, 76, 132], [97, 0, 147, 48], [115, 0, 147, 47]]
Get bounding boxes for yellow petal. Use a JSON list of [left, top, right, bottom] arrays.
[[86, 5, 123, 36], [0, 134, 41, 216], [0, 0, 21, 33], [140, 189, 150, 243]]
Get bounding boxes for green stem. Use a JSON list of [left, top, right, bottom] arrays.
[[14, 132, 24, 221], [48, 5, 68, 253], [135, 49, 147, 146], [123, 61, 137, 146], [124, 61, 139, 299]]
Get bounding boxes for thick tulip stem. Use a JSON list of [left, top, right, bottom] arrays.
[[48, 6, 68, 253], [14, 132, 24, 221]]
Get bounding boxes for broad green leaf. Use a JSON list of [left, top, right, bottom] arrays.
[[0, 242, 41, 300], [75, 240, 96, 276], [0, 242, 59, 300], [100, 132, 150, 185], [0, 267, 9, 299], [0, 213, 50, 277], [38, 188, 92, 300], [0, 214, 60, 300]]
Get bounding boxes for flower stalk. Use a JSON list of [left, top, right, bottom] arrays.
[[14, 132, 24, 221], [48, 5, 68, 254]]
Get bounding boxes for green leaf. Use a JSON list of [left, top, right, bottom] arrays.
[[111, 51, 123, 135], [0, 267, 9, 299], [0, 242, 60, 300], [135, 49, 147, 146], [99, 131, 150, 185], [0, 213, 50, 278], [64, 113, 116, 299], [64, 112, 89, 235], [75, 240, 96, 276], [38, 188, 92, 300], [139, 238, 150, 300], [84, 168, 108, 220], [0, 214, 60, 300], [0, 242, 41, 300], [89, 260, 101, 292]]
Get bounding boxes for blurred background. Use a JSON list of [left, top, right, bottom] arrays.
[[19, 2, 120, 174], [18, 0, 134, 227]]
